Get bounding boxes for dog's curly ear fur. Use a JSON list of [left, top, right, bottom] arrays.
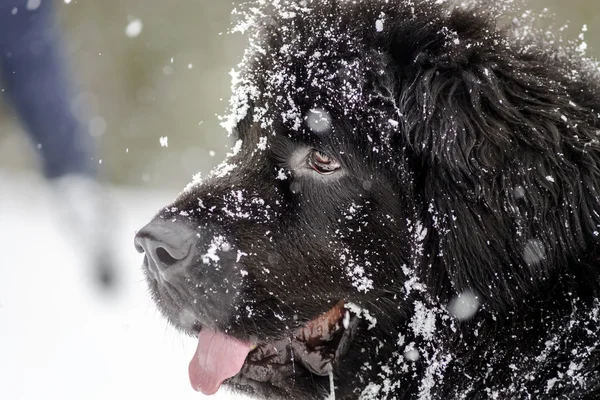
[[379, 8, 600, 309]]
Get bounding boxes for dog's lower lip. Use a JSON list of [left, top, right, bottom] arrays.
[[191, 321, 202, 335], [183, 301, 357, 389], [231, 300, 358, 383]]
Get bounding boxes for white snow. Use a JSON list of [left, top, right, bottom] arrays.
[[345, 302, 377, 330], [342, 310, 350, 329], [219, 69, 260, 136], [523, 238, 546, 265], [577, 25, 588, 54], [326, 371, 336, 400], [514, 185, 526, 199], [360, 382, 382, 399], [409, 301, 437, 340], [546, 377, 558, 392], [202, 236, 230, 264], [447, 290, 480, 320], [26, 0, 41, 11], [276, 168, 288, 180], [0, 171, 246, 400], [404, 346, 420, 362], [226, 140, 243, 158], [236, 250, 248, 262], [212, 161, 237, 179], [257, 136, 268, 151], [125, 19, 143, 38], [305, 108, 332, 133]]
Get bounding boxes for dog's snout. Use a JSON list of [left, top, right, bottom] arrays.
[[134, 219, 197, 279]]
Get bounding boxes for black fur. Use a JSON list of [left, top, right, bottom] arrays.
[[141, 1, 600, 398]]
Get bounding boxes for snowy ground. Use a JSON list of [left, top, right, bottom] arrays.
[[0, 171, 247, 400]]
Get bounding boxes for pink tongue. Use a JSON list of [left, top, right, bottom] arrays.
[[189, 328, 253, 395]]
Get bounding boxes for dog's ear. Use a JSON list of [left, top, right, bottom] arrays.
[[382, 8, 600, 309]]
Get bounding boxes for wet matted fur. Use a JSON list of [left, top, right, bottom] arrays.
[[138, 1, 600, 398]]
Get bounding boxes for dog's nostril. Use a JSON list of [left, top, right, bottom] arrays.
[[156, 246, 178, 267], [134, 219, 197, 273], [135, 243, 145, 254]]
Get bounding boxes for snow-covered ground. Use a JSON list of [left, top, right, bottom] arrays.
[[0, 171, 247, 400]]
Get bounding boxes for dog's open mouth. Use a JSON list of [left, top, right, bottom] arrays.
[[189, 300, 358, 395]]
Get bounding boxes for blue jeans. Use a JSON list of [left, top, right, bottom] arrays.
[[0, 0, 95, 179]]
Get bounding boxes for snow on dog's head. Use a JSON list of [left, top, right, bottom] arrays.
[[135, 1, 600, 398]]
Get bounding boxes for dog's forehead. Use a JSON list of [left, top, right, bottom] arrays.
[[222, 1, 380, 141]]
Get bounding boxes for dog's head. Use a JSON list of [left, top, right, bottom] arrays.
[[135, 1, 600, 398]]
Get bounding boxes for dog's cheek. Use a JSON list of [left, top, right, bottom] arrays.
[[229, 239, 347, 334]]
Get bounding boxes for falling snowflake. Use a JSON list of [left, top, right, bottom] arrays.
[[125, 18, 143, 38], [447, 290, 480, 320]]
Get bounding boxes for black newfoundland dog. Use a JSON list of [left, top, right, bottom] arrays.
[[134, 0, 600, 398]]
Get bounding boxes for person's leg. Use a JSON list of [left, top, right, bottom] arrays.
[[0, 0, 95, 179], [0, 0, 119, 292]]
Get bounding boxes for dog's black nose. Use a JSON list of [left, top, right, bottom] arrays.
[[134, 219, 197, 280]]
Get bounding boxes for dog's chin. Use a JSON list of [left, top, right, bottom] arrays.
[[144, 260, 360, 396]]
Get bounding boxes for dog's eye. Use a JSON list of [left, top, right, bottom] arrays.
[[308, 150, 341, 175]]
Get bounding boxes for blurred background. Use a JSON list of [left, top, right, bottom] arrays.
[[0, 1, 599, 399], [1, 0, 600, 188], [0, 0, 243, 189]]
